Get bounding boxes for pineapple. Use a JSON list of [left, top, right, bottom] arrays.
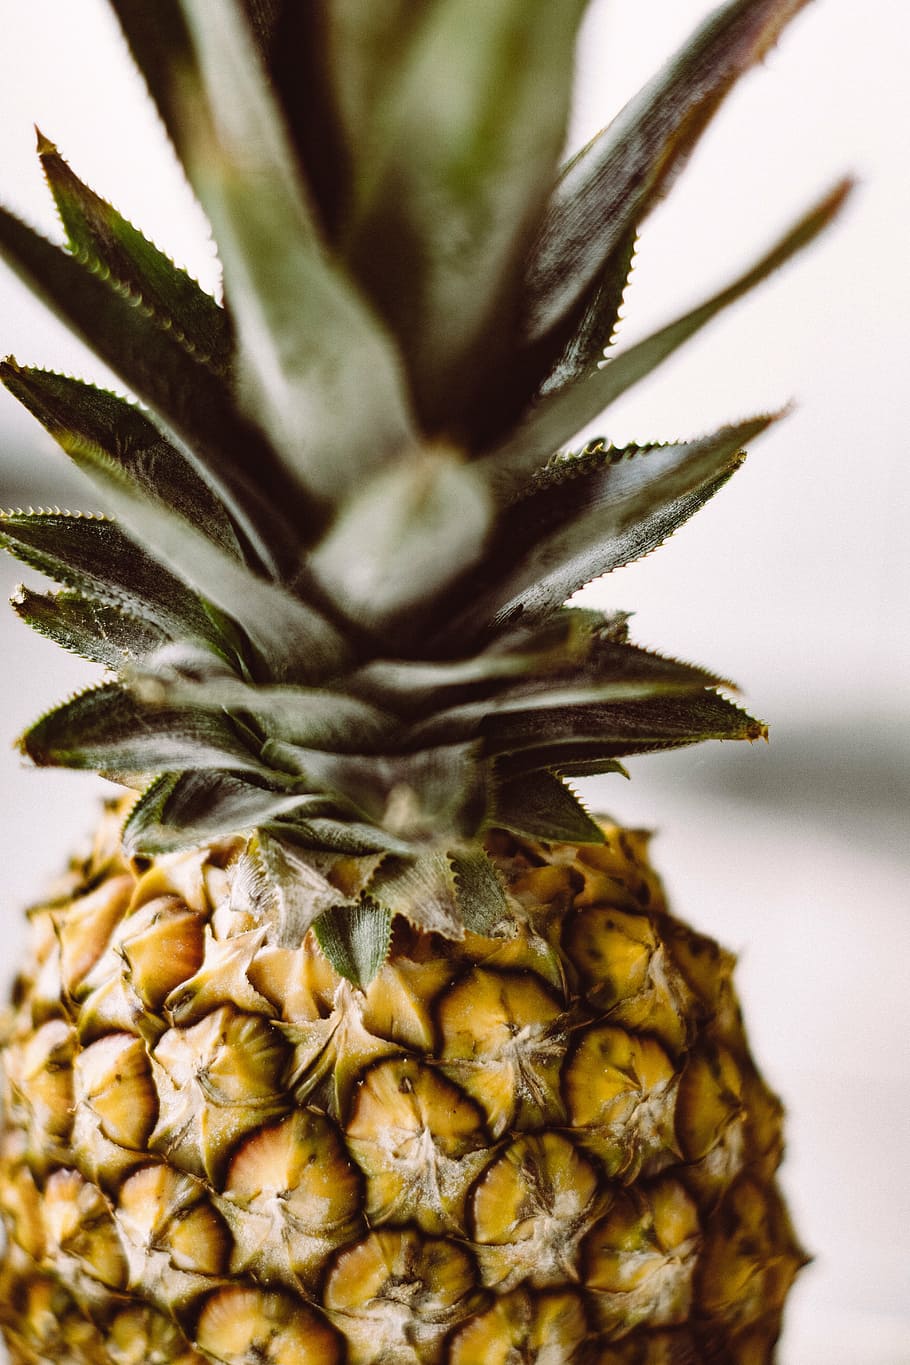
[[0, 2, 848, 1362]]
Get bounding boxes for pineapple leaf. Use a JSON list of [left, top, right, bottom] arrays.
[[260, 740, 487, 844], [20, 682, 277, 776], [0, 362, 241, 559], [108, 0, 280, 162], [448, 849, 511, 936], [313, 898, 394, 988], [268, 817, 414, 857], [122, 772, 336, 856], [368, 845, 519, 940], [0, 511, 227, 650], [12, 586, 168, 670], [310, 449, 492, 633], [249, 829, 366, 947], [347, 0, 587, 424], [491, 181, 853, 491], [492, 771, 607, 844], [554, 757, 630, 780], [106, 1, 196, 164], [367, 853, 465, 940], [37, 131, 231, 373], [61, 447, 349, 683], [309, 2, 429, 190], [459, 416, 774, 643], [351, 611, 609, 711], [408, 641, 732, 746], [129, 667, 394, 754], [525, 0, 814, 342], [538, 226, 639, 396], [0, 203, 297, 568], [174, 0, 417, 505], [489, 691, 768, 769]]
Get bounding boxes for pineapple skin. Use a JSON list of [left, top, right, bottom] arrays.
[[0, 805, 804, 1365]]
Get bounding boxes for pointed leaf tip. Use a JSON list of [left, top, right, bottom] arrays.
[[34, 126, 56, 158]]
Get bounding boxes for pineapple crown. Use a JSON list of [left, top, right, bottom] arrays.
[[0, 0, 848, 976]]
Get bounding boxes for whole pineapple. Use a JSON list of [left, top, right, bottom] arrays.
[[0, 2, 848, 1363]]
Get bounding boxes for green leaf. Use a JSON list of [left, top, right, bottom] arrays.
[[0, 511, 226, 648], [488, 691, 768, 769], [247, 829, 370, 947], [367, 853, 464, 939], [310, 448, 492, 632], [106, 1, 196, 163], [109, 0, 281, 157], [524, 0, 815, 342], [351, 610, 610, 710], [365, 846, 510, 940], [552, 757, 629, 781], [130, 666, 394, 753], [538, 226, 639, 396], [122, 772, 336, 855], [408, 638, 732, 745], [316, 3, 432, 151], [0, 203, 298, 566], [12, 585, 168, 669], [492, 771, 606, 844], [175, 0, 417, 504], [268, 817, 413, 857], [347, 0, 587, 424], [261, 740, 486, 842], [461, 416, 775, 643], [313, 899, 393, 988], [448, 850, 510, 936], [20, 682, 275, 776], [37, 131, 231, 372], [0, 362, 241, 559], [490, 182, 853, 492], [63, 449, 349, 683]]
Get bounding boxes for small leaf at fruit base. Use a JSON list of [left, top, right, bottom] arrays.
[[37, 131, 231, 371], [366, 845, 509, 940], [12, 586, 168, 670], [313, 899, 393, 989], [489, 181, 854, 493], [123, 772, 340, 857], [0, 512, 226, 650], [175, 0, 418, 505], [309, 447, 492, 632], [253, 830, 373, 948], [366, 853, 465, 941], [345, 0, 587, 425], [20, 683, 276, 778], [524, 0, 816, 343], [492, 771, 607, 845], [0, 362, 242, 559], [448, 850, 511, 937]]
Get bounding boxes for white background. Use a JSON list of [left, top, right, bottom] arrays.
[[0, 3, 908, 1361]]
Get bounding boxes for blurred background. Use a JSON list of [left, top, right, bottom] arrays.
[[0, 2, 907, 1361]]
